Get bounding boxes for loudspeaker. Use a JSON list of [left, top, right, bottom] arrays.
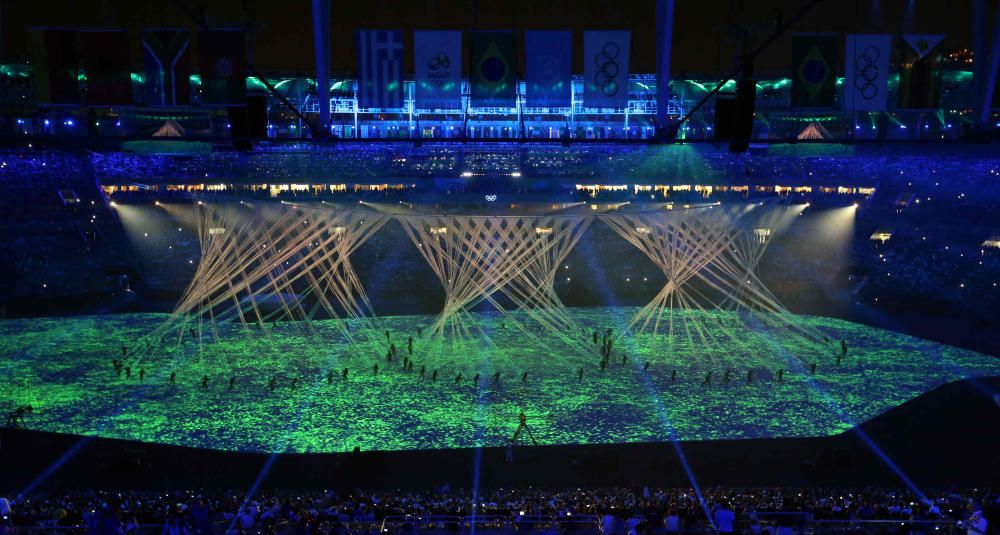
[[227, 106, 252, 150], [713, 93, 736, 142], [714, 82, 756, 152], [246, 95, 267, 138], [729, 78, 756, 152]]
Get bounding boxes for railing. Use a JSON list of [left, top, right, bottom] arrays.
[[1, 518, 961, 535], [378, 514, 600, 534], [2, 525, 167, 535], [814, 520, 961, 535]]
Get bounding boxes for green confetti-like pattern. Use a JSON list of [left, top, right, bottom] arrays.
[[1, 308, 997, 453]]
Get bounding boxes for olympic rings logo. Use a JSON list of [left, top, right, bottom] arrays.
[[485, 194, 497, 202], [853, 46, 880, 100], [593, 42, 621, 97]]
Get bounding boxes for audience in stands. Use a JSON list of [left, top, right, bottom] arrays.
[[1, 487, 996, 533]]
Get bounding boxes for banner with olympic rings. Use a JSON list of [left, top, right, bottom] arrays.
[[583, 31, 631, 109], [844, 34, 891, 113]]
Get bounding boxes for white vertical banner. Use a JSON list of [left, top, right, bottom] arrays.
[[525, 31, 572, 108], [844, 34, 892, 113], [583, 30, 631, 108], [414, 30, 462, 109], [355, 30, 404, 109]]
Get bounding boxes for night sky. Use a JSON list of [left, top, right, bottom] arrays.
[[1, 0, 986, 78]]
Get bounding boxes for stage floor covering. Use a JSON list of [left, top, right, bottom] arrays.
[[2, 307, 998, 453]]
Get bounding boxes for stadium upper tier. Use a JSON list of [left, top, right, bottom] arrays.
[[87, 142, 991, 186], [2, 69, 993, 141]]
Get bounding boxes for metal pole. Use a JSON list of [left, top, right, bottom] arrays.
[[312, 0, 332, 133], [655, 0, 675, 128]]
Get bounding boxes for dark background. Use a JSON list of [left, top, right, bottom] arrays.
[[0, 0, 989, 78]]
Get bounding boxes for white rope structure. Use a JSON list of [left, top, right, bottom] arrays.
[[602, 204, 831, 369], [601, 206, 740, 336], [496, 216, 594, 354], [134, 202, 389, 371], [125, 201, 838, 374], [397, 215, 591, 347]]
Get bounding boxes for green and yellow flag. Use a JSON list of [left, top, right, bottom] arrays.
[[792, 34, 839, 108], [470, 31, 516, 107]]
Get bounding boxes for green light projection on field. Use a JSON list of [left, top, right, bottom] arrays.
[[2, 308, 997, 453]]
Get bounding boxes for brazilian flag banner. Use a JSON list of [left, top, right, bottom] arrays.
[[470, 31, 516, 107], [792, 34, 839, 108]]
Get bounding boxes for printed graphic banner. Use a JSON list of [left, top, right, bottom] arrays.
[[844, 34, 891, 113], [525, 31, 572, 108], [470, 31, 516, 107], [143, 29, 191, 106], [356, 30, 405, 109], [80, 30, 134, 106], [414, 30, 462, 109], [583, 31, 630, 108], [198, 30, 246, 106], [898, 34, 945, 109], [792, 34, 838, 108], [31, 29, 80, 105]]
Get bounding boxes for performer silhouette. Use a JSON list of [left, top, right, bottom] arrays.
[[169, 371, 176, 385], [521, 371, 528, 384], [671, 370, 677, 382], [419, 365, 426, 379], [493, 371, 501, 385], [510, 411, 538, 446], [229, 376, 236, 390], [578, 368, 584, 381], [702, 371, 712, 386], [454, 373, 462, 385], [201, 375, 208, 390], [342, 368, 349, 379]]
